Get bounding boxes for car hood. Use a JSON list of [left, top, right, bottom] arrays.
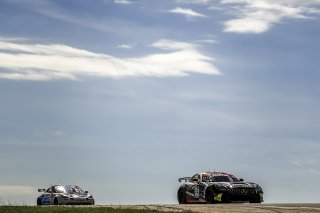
[[67, 193, 91, 197], [62, 193, 93, 198], [209, 182, 259, 189]]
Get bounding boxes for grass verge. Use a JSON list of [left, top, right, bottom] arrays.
[[0, 206, 189, 213]]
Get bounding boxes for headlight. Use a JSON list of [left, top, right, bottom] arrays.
[[215, 184, 230, 191], [255, 184, 263, 192]]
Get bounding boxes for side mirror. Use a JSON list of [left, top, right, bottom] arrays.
[[85, 191, 88, 194], [239, 178, 244, 182], [38, 189, 45, 192]]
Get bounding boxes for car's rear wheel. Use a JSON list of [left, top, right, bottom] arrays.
[[36, 198, 42, 206], [205, 187, 215, 204], [53, 198, 59, 205], [177, 188, 187, 204]]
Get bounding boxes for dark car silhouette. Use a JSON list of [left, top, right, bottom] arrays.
[[177, 172, 263, 204]]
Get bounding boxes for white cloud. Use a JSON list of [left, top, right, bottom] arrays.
[[0, 37, 29, 42], [221, 0, 320, 33], [0, 185, 37, 205], [0, 39, 220, 81], [114, 0, 131, 4], [168, 7, 207, 18], [194, 39, 218, 44], [224, 18, 271, 34], [208, 6, 224, 11], [117, 44, 133, 49], [152, 39, 196, 50], [175, 0, 211, 4], [0, 185, 36, 195]]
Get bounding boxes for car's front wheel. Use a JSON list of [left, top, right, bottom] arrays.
[[205, 187, 215, 204], [177, 188, 187, 204], [36, 198, 42, 206], [53, 198, 59, 205], [249, 195, 261, 203]]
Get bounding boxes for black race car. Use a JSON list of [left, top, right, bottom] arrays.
[[177, 172, 263, 204]]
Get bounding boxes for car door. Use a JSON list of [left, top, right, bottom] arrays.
[[199, 174, 209, 199], [47, 186, 56, 204], [41, 187, 53, 204], [191, 174, 200, 199]]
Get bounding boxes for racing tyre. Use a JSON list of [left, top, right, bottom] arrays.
[[205, 187, 215, 204], [249, 195, 261, 204], [36, 198, 42, 206], [53, 198, 59, 205], [177, 188, 187, 204]]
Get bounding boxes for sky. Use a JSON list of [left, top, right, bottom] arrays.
[[0, 0, 320, 205]]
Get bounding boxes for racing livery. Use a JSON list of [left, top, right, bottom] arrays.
[[37, 185, 94, 205], [177, 172, 263, 204]]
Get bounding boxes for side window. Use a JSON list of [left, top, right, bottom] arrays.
[[52, 186, 57, 193], [46, 187, 52, 193], [191, 174, 200, 182], [202, 175, 209, 182]]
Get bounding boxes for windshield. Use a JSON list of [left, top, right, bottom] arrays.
[[64, 185, 85, 194], [55, 186, 67, 193], [205, 175, 239, 182], [211, 176, 232, 182]]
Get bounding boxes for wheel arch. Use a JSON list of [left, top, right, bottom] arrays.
[[53, 196, 59, 205], [205, 185, 219, 204], [177, 186, 187, 204]]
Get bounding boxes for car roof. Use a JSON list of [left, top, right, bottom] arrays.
[[51, 184, 76, 186], [50, 184, 78, 188], [201, 172, 237, 178]]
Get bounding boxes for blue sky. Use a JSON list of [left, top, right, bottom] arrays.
[[1, 0, 320, 205]]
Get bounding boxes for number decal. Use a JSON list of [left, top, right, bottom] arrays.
[[194, 186, 199, 198]]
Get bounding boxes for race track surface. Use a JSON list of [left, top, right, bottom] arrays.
[[104, 203, 320, 213]]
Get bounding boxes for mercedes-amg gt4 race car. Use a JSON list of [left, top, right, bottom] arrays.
[[177, 172, 263, 204], [37, 184, 94, 205]]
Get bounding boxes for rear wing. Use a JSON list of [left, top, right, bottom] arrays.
[[38, 188, 45, 192], [178, 177, 191, 182]]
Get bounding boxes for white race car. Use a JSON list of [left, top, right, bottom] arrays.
[[37, 185, 94, 205]]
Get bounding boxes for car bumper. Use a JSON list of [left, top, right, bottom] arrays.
[[214, 192, 263, 203]]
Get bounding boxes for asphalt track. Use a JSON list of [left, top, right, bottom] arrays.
[[104, 203, 320, 213]]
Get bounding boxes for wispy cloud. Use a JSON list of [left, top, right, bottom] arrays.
[[0, 37, 29, 42], [0, 39, 220, 81], [221, 0, 320, 33], [117, 44, 133, 49], [168, 7, 207, 18], [175, 0, 211, 4], [6, 0, 140, 35], [114, 0, 131, 4], [152, 39, 196, 50], [0, 185, 36, 195], [194, 39, 218, 44]]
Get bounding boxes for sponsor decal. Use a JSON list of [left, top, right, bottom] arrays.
[[194, 186, 199, 198], [214, 193, 223, 202], [186, 191, 195, 197], [260, 193, 264, 202], [240, 188, 248, 195]]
